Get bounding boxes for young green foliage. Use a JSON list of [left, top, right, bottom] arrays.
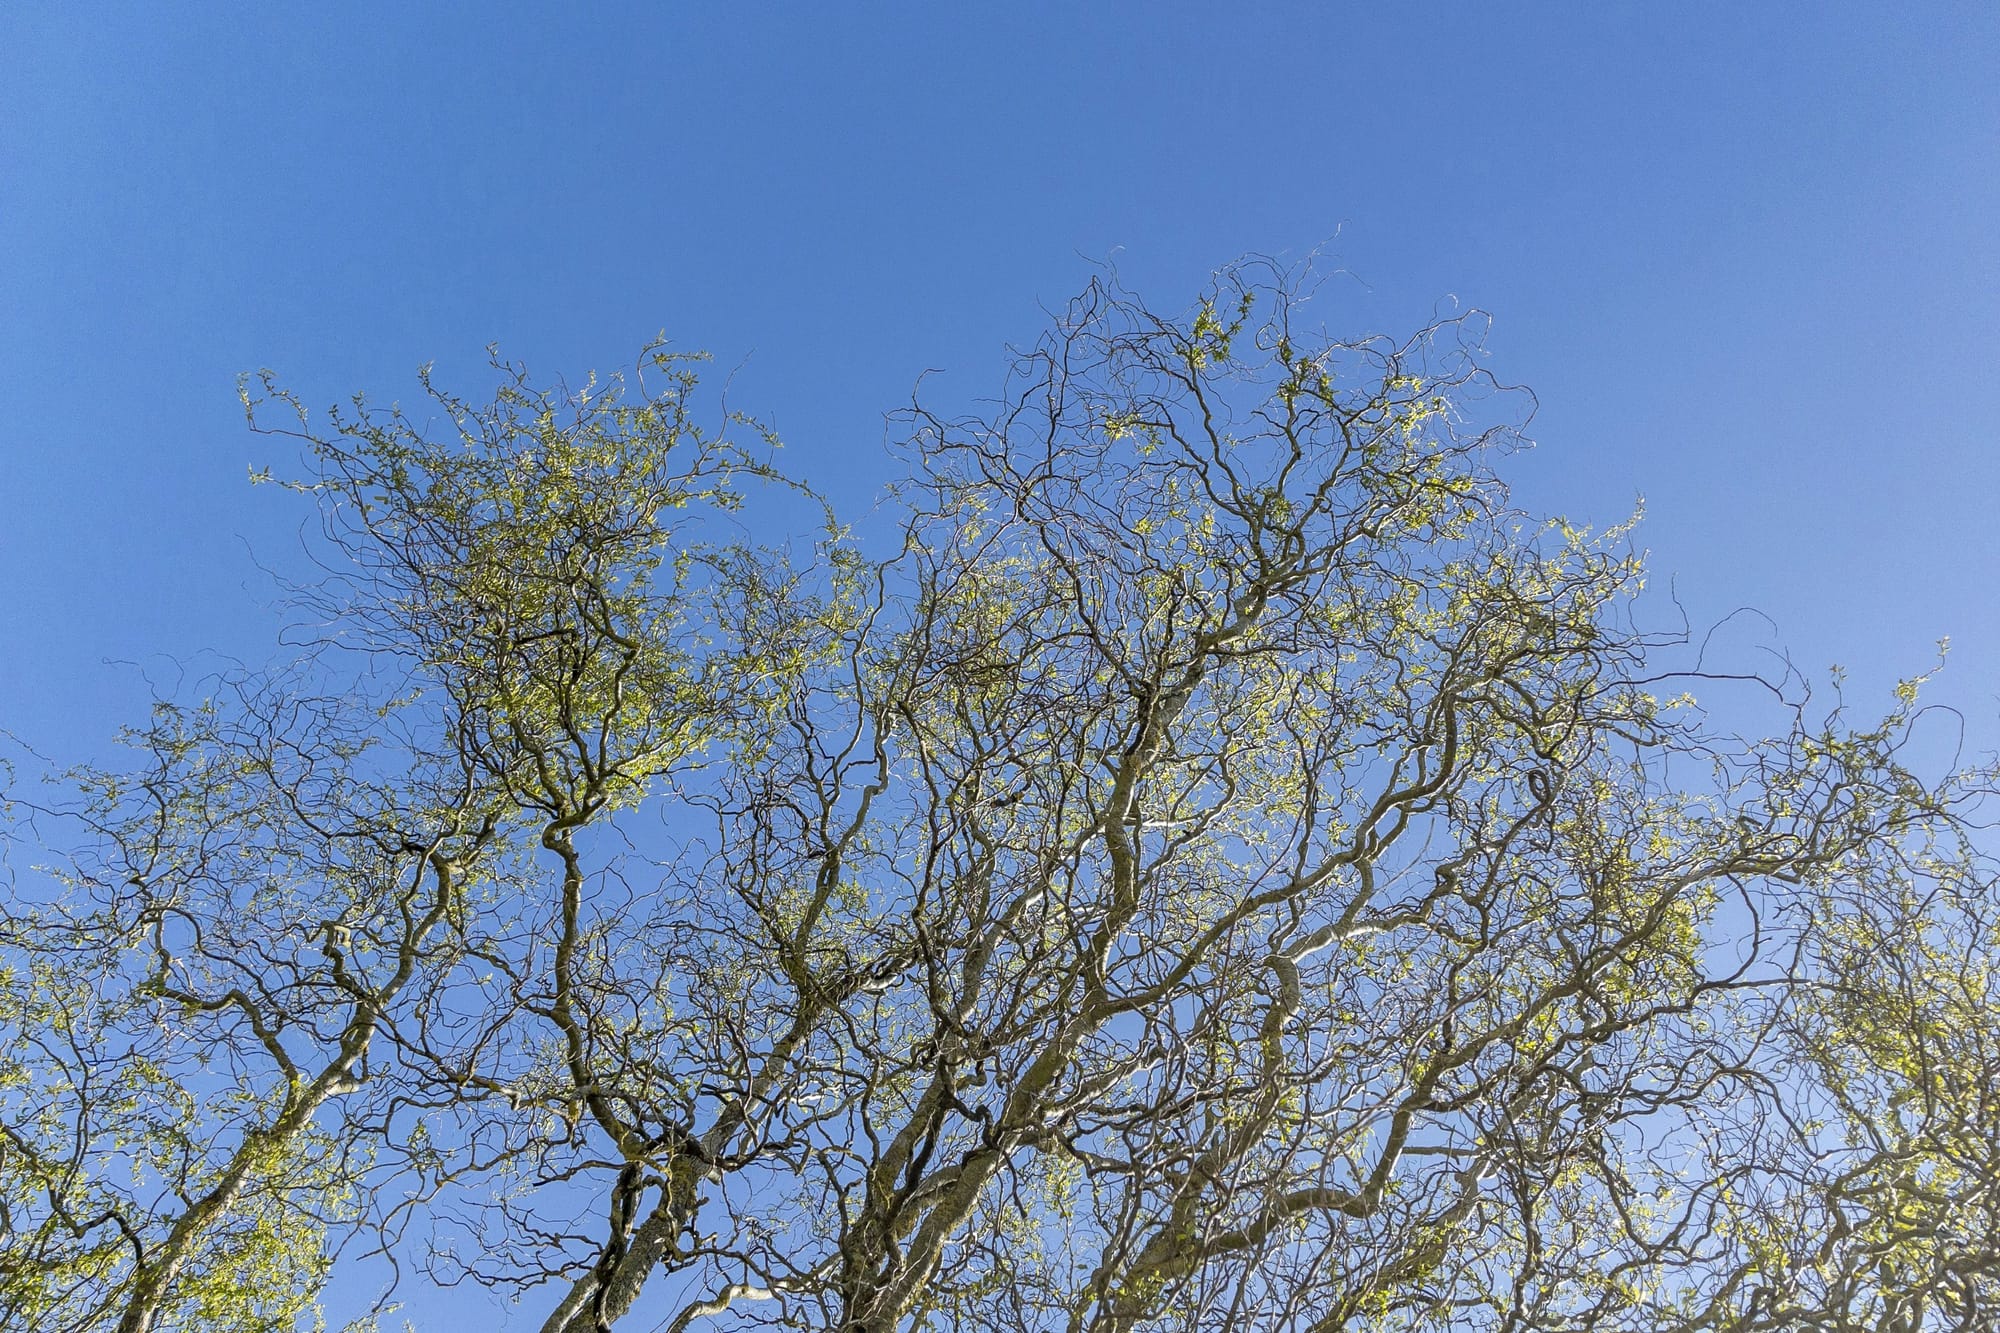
[[3, 267, 1996, 1333]]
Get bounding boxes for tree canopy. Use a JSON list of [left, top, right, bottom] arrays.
[[4, 264, 1996, 1333]]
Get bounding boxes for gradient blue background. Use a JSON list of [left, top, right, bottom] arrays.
[[4, 5, 1997, 1326]]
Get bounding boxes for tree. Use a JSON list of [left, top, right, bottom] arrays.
[[2, 263, 1995, 1333]]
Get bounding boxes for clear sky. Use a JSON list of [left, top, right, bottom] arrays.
[[3, 2, 1997, 1322]]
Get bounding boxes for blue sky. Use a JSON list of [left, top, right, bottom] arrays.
[[7, 6, 1999, 753], [3, 2, 1997, 1322]]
